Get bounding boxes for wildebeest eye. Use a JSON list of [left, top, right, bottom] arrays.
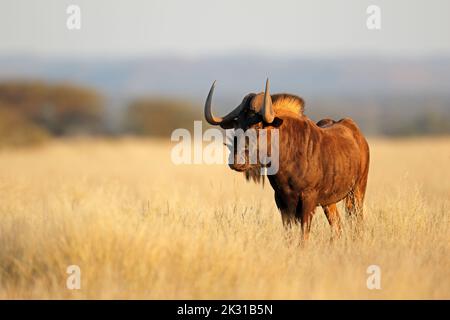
[[219, 120, 236, 129], [247, 113, 262, 126]]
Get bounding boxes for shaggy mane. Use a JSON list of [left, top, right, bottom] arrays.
[[272, 94, 305, 116]]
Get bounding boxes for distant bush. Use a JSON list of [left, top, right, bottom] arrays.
[[380, 110, 450, 136], [0, 107, 49, 148], [0, 81, 104, 135], [308, 95, 450, 136], [124, 98, 200, 137]]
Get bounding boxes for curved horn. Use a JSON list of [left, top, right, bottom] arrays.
[[261, 78, 275, 123], [204, 81, 245, 126], [204, 81, 223, 125]]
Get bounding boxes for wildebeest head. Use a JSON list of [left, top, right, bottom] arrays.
[[204, 79, 304, 181]]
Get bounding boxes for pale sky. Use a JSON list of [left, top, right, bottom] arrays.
[[1, 0, 449, 57]]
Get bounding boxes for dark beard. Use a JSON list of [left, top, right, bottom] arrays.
[[244, 165, 265, 186]]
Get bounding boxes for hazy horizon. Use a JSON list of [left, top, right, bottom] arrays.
[[1, 0, 450, 58], [1, 0, 449, 137]]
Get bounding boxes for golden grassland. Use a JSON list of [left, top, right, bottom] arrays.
[[0, 137, 449, 299]]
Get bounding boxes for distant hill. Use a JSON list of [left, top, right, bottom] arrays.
[[1, 55, 450, 98], [0, 55, 449, 135]]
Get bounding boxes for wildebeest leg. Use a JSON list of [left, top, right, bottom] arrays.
[[275, 193, 300, 245], [274, 192, 297, 228], [322, 203, 342, 240], [281, 211, 296, 228], [296, 196, 317, 242], [345, 176, 368, 234]]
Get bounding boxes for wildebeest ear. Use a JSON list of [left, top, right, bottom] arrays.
[[269, 117, 283, 127]]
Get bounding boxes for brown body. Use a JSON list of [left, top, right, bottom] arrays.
[[268, 111, 369, 238], [204, 80, 370, 239]]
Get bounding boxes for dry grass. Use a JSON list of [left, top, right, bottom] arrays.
[[0, 137, 449, 299]]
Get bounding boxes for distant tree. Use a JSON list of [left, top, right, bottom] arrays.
[[0, 105, 49, 148], [124, 98, 200, 137], [0, 81, 104, 135]]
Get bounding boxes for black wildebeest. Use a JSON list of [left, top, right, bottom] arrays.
[[204, 79, 370, 240]]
